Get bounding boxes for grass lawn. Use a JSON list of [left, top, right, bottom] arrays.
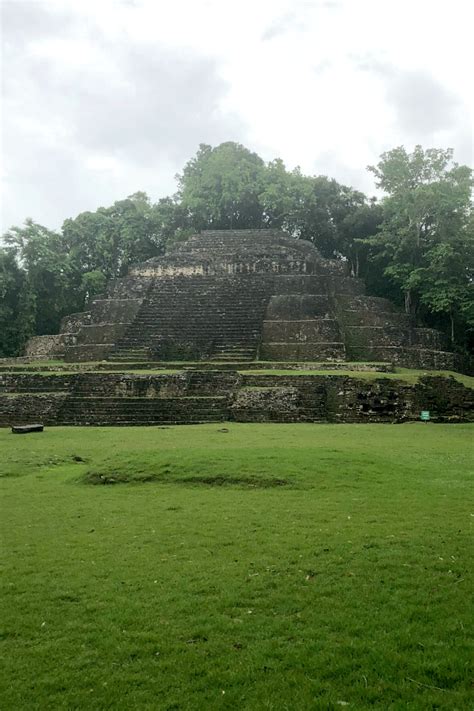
[[1, 424, 472, 710]]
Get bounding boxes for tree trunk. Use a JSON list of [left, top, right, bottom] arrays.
[[450, 312, 455, 342], [404, 289, 411, 314]]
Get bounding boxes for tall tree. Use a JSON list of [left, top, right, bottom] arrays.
[[62, 192, 161, 284], [3, 219, 75, 336], [414, 230, 474, 343], [367, 146, 473, 317], [0, 248, 26, 356], [178, 142, 266, 229], [338, 200, 383, 278]]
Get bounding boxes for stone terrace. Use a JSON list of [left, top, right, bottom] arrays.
[[1, 370, 473, 426]]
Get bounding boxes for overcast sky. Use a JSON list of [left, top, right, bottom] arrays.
[[1, 0, 473, 232]]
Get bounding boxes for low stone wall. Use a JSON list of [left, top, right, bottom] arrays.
[[0, 370, 472, 426], [235, 374, 473, 423], [260, 343, 345, 361], [0, 373, 75, 392], [0, 393, 68, 426], [63, 345, 113, 362], [231, 386, 301, 422], [414, 376, 474, 422], [348, 346, 460, 371]]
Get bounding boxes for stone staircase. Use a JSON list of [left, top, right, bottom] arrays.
[[335, 294, 457, 369], [109, 275, 271, 362], [51, 369, 236, 425], [55, 395, 229, 425], [211, 346, 257, 361], [260, 290, 347, 362]]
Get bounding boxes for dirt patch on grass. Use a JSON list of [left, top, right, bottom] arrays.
[[81, 470, 291, 488], [179, 475, 290, 488], [82, 471, 158, 485]]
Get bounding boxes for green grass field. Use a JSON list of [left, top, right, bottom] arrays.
[[1, 424, 472, 710]]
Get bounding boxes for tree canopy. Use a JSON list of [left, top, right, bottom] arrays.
[[366, 146, 473, 340]]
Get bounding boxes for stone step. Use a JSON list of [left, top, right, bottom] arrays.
[[58, 417, 229, 424], [212, 355, 255, 361], [336, 295, 398, 313], [348, 346, 458, 370], [260, 342, 346, 361], [340, 310, 413, 327], [262, 319, 342, 343]]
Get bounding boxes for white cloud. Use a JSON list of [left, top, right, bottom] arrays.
[[1, 0, 472, 231]]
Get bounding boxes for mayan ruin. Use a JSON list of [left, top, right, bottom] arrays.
[[2, 2, 473, 704], [2, 230, 472, 426]]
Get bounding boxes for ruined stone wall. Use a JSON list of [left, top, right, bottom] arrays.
[[24, 335, 67, 359], [0, 370, 472, 426], [60, 292, 145, 362], [60, 312, 92, 334], [233, 374, 474, 423]]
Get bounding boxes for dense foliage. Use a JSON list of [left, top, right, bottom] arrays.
[[1, 142, 472, 356]]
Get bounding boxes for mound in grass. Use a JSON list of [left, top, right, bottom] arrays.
[[82, 467, 291, 488], [82, 470, 160, 485]]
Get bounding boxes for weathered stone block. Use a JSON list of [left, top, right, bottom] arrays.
[[64, 345, 112, 362], [24, 335, 66, 358], [90, 299, 142, 324], [76, 324, 129, 345], [231, 387, 301, 422], [266, 295, 331, 319], [260, 342, 345, 361], [262, 319, 341, 343], [60, 312, 92, 334]]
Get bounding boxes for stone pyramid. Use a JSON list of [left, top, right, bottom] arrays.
[[26, 229, 458, 369]]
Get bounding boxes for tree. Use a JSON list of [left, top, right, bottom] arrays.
[[3, 219, 75, 336], [338, 200, 383, 278], [150, 196, 193, 250], [367, 146, 473, 317], [62, 192, 161, 283], [0, 248, 25, 356], [178, 142, 266, 229], [178, 143, 375, 260], [81, 270, 107, 304], [414, 233, 474, 343]]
